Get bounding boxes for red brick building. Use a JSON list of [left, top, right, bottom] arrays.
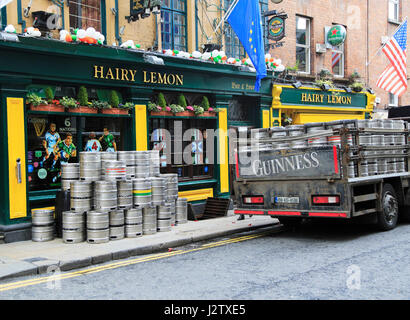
[[267, 0, 409, 111]]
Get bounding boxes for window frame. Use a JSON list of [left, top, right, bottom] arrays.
[[331, 43, 345, 78], [388, 0, 400, 24], [161, 0, 187, 52], [295, 15, 311, 74], [69, 0, 103, 32], [389, 92, 399, 107]]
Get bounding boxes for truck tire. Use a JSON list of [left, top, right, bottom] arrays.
[[377, 183, 399, 231]]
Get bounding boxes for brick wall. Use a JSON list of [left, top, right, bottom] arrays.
[[268, 0, 410, 109]]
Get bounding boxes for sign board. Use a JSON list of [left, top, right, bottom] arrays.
[[236, 146, 340, 179], [268, 16, 286, 41], [326, 25, 347, 46]]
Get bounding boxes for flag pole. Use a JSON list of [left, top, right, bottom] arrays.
[[208, 0, 239, 43], [366, 17, 407, 67]]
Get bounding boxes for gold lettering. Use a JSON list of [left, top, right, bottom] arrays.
[[115, 68, 120, 80], [121, 69, 129, 81], [328, 95, 332, 103], [341, 96, 347, 104], [94, 65, 104, 79], [346, 97, 351, 104], [320, 95, 324, 103], [105, 68, 114, 80], [175, 74, 183, 86], [167, 74, 176, 85], [301, 93, 307, 102], [335, 96, 342, 104], [143, 70, 149, 83], [150, 72, 158, 84], [158, 72, 167, 84], [128, 69, 137, 82]]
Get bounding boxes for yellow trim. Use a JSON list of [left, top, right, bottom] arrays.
[[277, 105, 369, 112], [218, 108, 229, 194], [178, 188, 214, 202], [135, 104, 148, 151], [7, 98, 27, 219], [262, 110, 270, 128]]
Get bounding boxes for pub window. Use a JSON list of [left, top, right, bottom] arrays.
[[161, 0, 187, 51], [388, 0, 400, 23], [26, 85, 132, 193], [69, 0, 102, 31], [296, 15, 311, 74], [149, 118, 215, 182], [332, 42, 344, 77]]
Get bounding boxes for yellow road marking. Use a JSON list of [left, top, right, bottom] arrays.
[[0, 231, 272, 292]]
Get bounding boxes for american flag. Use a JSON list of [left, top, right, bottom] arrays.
[[376, 19, 408, 97]]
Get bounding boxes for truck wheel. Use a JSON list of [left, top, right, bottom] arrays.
[[377, 184, 399, 231]]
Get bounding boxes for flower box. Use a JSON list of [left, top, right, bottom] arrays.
[[68, 106, 98, 114], [29, 103, 65, 112], [199, 111, 217, 117], [101, 108, 129, 115]]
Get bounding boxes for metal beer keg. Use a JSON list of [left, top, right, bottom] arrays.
[[176, 198, 188, 224], [134, 151, 150, 178], [79, 152, 101, 181], [86, 211, 109, 243], [105, 160, 127, 181], [62, 211, 86, 243], [151, 176, 166, 206], [132, 179, 152, 208], [93, 180, 118, 211], [70, 181, 92, 212], [109, 209, 125, 240], [31, 209, 55, 242], [142, 206, 157, 235], [117, 180, 133, 209], [101, 152, 117, 178], [117, 151, 135, 179], [306, 123, 328, 146], [125, 207, 143, 238], [61, 163, 80, 191], [149, 150, 161, 177]]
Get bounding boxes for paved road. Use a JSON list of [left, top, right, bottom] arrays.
[[1, 219, 410, 300]]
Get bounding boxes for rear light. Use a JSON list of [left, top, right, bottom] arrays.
[[312, 195, 340, 205], [243, 195, 264, 204]]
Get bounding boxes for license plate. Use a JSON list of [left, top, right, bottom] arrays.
[[274, 196, 300, 204]]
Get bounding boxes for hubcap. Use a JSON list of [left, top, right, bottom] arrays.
[[383, 192, 398, 223]]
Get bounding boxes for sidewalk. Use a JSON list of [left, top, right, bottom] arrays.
[[0, 214, 280, 281]]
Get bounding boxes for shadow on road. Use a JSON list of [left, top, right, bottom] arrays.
[[269, 218, 410, 242]]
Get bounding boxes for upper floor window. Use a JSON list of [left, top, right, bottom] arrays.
[[389, 92, 399, 107], [161, 0, 187, 51], [388, 0, 400, 23], [296, 16, 311, 73], [69, 0, 101, 31], [223, 0, 268, 59]]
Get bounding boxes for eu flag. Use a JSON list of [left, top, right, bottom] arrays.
[[226, 0, 267, 91]]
